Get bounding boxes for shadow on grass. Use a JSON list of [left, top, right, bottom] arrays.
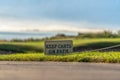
[[73, 42, 120, 52], [0, 44, 43, 53]]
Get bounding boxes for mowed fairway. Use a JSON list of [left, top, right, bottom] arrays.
[[0, 38, 120, 63]]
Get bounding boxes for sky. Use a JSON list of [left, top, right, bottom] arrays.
[[0, 0, 120, 32]]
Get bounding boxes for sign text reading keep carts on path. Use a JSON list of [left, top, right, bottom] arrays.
[[44, 40, 73, 55]]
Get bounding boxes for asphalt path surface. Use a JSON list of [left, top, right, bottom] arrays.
[[0, 62, 120, 80]]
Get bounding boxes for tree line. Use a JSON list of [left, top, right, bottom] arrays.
[[77, 30, 120, 38], [9, 30, 120, 42]]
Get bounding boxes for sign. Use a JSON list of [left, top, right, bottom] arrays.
[[44, 40, 73, 55]]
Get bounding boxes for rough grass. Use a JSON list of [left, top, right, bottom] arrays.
[[0, 52, 120, 63], [0, 38, 120, 62], [0, 44, 43, 53]]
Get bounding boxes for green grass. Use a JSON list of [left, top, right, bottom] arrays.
[[73, 38, 120, 46], [1, 38, 120, 53], [0, 52, 120, 63], [0, 38, 120, 63]]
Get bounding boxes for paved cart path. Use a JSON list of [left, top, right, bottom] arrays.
[[0, 62, 120, 80]]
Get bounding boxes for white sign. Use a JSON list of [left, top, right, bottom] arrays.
[[44, 40, 73, 55]]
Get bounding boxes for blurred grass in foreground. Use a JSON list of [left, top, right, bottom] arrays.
[[0, 52, 120, 63]]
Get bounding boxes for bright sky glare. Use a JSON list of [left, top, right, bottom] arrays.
[[0, 0, 120, 32]]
